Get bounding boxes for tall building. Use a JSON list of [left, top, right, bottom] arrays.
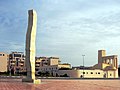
[[8, 52, 26, 74], [0, 52, 8, 72]]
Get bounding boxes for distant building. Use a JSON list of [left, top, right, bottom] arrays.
[[92, 50, 118, 78], [35, 57, 60, 67], [0, 52, 8, 72], [55, 50, 118, 78], [8, 52, 26, 74], [35, 57, 71, 76]]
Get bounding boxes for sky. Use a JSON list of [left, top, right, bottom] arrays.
[[0, 0, 120, 66]]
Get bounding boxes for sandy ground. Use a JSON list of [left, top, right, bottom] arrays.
[[0, 79, 120, 90]]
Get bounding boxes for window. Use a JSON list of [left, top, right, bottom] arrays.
[[98, 72, 100, 74], [3, 54, 4, 56], [83, 72, 85, 74], [0, 54, 2, 56], [110, 74, 112, 76], [16, 58, 19, 66], [35, 69, 39, 71], [96, 72, 97, 74], [91, 72, 93, 74], [86, 72, 88, 74], [14, 54, 21, 57]]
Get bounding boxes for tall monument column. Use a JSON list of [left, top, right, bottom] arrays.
[[22, 9, 40, 84]]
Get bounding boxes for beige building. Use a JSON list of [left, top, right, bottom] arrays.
[[0, 52, 8, 72], [8, 52, 26, 74], [35, 57, 71, 75], [92, 50, 118, 78], [56, 69, 104, 78], [54, 50, 118, 78], [35, 57, 60, 67]]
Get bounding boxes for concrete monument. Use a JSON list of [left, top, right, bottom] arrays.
[[22, 9, 40, 84]]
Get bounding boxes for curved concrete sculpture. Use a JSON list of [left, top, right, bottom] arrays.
[[22, 9, 40, 84]]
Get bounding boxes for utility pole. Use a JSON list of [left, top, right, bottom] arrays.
[[82, 55, 85, 78]]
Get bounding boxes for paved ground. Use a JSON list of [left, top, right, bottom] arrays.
[[0, 79, 120, 90]]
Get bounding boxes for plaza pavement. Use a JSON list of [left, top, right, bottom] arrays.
[[0, 78, 120, 90]]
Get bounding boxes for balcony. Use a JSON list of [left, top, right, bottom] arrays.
[[35, 64, 40, 67]]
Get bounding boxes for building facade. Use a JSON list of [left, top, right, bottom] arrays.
[[35, 57, 71, 76], [35, 57, 60, 67], [92, 50, 118, 78], [0, 52, 8, 72], [3, 49, 118, 78], [54, 50, 118, 78], [8, 52, 26, 74], [56, 69, 104, 78]]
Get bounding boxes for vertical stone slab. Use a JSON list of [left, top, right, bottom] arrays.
[[26, 9, 37, 80], [22, 9, 40, 84]]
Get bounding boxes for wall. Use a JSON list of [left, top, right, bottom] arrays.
[[56, 69, 104, 78], [50, 58, 59, 65], [0, 52, 8, 72], [36, 64, 71, 75]]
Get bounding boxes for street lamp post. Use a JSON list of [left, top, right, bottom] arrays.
[[82, 55, 85, 78]]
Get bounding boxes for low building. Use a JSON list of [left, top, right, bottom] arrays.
[[0, 52, 8, 72], [54, 50, 118, 78], [35, 57, 60, 67], [35, 57, 71, 76], [56, 69, 104, 78]]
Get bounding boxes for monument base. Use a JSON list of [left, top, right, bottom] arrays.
[[22, 78, 41, 84]]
